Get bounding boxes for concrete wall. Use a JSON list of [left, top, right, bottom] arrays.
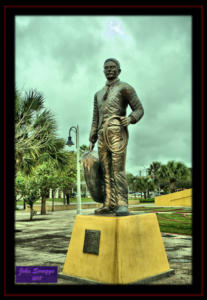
[[155, 188, 192, 207]]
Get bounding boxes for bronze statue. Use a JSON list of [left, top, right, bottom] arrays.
[[86, 58, 144, 216]]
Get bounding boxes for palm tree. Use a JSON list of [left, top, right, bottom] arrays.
[[148, 161, 161, 194], [15, 89, 44, 174], [133, 176, 150, 199], [147, 179, 155, 198], [15, 88, 63, 175], [80, 144, 89, 155], [171, 161, 190, 191], [157, 164, 170, 194], [15, 88, 69, 211], [133, 176, 142, 197], [141, 177, 154, 199], [166, 161, 179, 192], [158, 161, 190, 193], [126, 173, 136, 193]]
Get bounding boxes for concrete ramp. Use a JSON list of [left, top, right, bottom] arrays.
[[155, 189, 192, 207]]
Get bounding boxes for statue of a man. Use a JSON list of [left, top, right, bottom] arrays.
[[89, 58, 144, 216]]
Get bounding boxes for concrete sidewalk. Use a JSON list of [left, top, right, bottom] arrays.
[[15, 209, 192, 285]]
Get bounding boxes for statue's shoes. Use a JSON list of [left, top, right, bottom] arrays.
[[94, 205, 114, 215], [115, 206, 129, 216]]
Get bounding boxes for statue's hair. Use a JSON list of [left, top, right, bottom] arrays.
[[104, 58, 121, 69]]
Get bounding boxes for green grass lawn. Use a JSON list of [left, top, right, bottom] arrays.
[[130, 207, 192, 213], [48, 197, 93, 203], [130, 207, 192, 235], [157, 213, 192, 235]]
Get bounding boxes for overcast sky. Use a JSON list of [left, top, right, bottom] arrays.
[[15, 15, 192, 175]]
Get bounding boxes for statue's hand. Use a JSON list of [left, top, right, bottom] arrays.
[[89, 142, 95, 152], [120, 116, 131, 127]]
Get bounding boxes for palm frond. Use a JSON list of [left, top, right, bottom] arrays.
[[23, 89, 44, 112]]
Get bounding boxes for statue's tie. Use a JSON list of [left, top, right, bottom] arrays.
[[102, 84, 110, 101]]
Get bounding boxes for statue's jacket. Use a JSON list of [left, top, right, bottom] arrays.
[[89, 79, 144, 144]]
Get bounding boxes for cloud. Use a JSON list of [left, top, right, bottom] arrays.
[[15, 15, 192, 175]]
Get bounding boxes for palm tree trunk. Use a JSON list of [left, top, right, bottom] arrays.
[[41, 195, 46, 214], [158, 185, 161, 195]]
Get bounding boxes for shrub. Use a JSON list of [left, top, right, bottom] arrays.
[[139, 198, 155, 203]]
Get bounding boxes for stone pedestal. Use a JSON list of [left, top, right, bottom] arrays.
[[60, 213, 173, 284]]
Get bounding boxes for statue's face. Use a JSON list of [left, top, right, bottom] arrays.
[[104, 60, 120, 81]]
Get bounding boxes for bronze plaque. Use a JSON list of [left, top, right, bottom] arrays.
[[83, 229, 101, 255]]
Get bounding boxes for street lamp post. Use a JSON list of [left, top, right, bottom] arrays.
[[139, 166, 148, 177], [66, 125, 81, 214]]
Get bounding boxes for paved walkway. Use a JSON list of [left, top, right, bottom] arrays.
[[15, 208, 192, 285]]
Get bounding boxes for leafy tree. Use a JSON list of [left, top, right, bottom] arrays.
[[58, 151, 77, 205], [15, 171, 25, 196], [34, 151, 69, 215], [45, 166, 61, 211], [24, 182, 40, 221], [15, 172, 40, 220], [65, 144, 89, 201], [33, 163, 51, 215], [15, 171, 28, 209]]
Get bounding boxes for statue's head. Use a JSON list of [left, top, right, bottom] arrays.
[[103, 58, 121, 81]]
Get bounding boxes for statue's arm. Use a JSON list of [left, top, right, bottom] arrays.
[[89, 93, 99, 148], [123, 85, 144, 124]]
